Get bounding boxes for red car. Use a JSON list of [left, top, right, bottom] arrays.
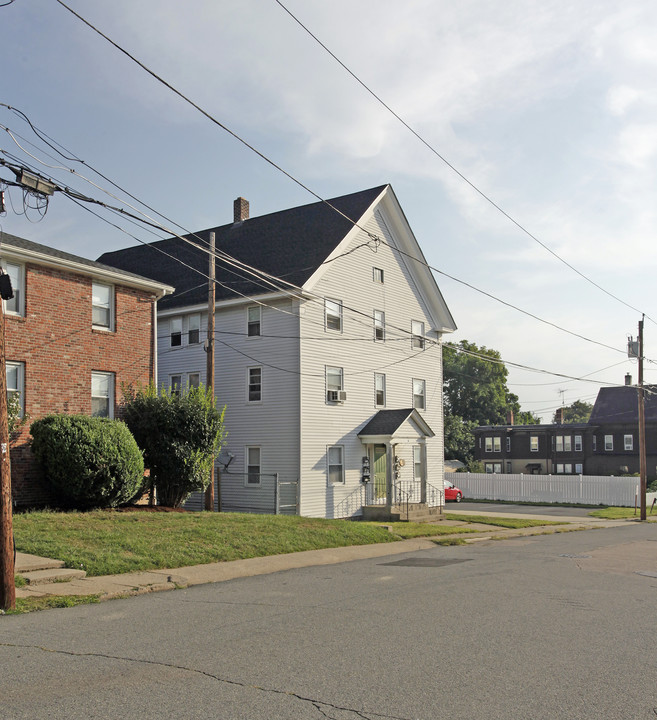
[[444, 481, 463, 502]]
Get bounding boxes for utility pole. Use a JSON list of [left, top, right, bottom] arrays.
[[0, 288, 15, 610], [204, 231, 216, 512], [638, 317, 647, 521]]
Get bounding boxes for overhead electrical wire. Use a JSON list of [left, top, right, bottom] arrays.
[[272, 0, 655, 325], [44, 5, 648, 360], [0, 128, 640, 387], [1, 108, 638, 366]]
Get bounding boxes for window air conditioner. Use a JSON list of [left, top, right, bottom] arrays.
[[338, 390, 347, 402]]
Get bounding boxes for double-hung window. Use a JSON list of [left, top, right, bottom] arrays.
[[530, 435, 539, 452], [248, 367, 262, 402], [327, 446, 344, 484], [247, 306, 261, 337], [412, 378, 426, 410], [170, 374, 182, 397], [188, 372, 201, 390], [326, 366, 344, 402], [373, 267, 384, 284], [375, 373, 386, 407], [411, 320, 425, 350], [493, 437, 501, 453], [413, 446, 424, 481], [574, 435, 582, 452], [170, 317, 182, 347], [624, 434, 633, 451], [188, 313, 201, 344], [92, 282, 113, 330], [91, 371, 114, 418], [246, 446, 261, 485], [2, 262, 23, 316], [374, 310, 385, 341], [6, 361, 24, 417], [325, 299, 342, 332], [604, 435, 613, 451]]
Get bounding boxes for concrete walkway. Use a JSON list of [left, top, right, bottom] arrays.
[[13, 514, 634, 603]]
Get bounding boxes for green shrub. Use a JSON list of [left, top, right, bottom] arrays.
[[122, 383, 225, 508], [30, 414, 145, 509]]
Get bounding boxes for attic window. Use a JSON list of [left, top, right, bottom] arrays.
[[373, 267, 384, 283]]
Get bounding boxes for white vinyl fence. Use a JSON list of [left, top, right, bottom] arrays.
[[454, 472, 657, 507]]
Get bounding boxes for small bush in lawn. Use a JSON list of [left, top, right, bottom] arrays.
[[30, 414, 144, 509]]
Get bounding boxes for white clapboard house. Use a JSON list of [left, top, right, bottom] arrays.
[[99, 185, 456, 518]]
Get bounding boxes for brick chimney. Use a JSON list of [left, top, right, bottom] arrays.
[[625, 373, 632, 386], [234, 197, 249, 223], [555, 407, 564, 424], [506, 410, 514, 426]]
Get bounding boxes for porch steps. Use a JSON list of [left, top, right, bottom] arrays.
[[362, 503, 444, 523]]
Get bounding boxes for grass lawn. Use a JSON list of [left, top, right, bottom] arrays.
[[589, 506, 657, 519], [7, 595, 101, 615], [13, 510, 401, 577]]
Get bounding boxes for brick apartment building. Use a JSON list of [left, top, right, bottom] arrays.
[[2, 233, 172, 507]]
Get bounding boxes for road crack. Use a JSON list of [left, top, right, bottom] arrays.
[[0, 642, 418, 720]]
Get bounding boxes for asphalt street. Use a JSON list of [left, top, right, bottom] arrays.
[[1, 522, 656, 719]]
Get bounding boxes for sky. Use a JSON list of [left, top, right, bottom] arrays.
[[1, 0, 657, 421]]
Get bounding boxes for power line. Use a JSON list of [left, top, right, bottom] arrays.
[[272, 0, 655, 325], [43, 9, 645, 358]]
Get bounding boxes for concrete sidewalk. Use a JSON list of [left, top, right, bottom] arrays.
[[13, 514, 633, 603]]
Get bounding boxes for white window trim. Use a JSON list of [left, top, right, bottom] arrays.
[[373, 267, 384, 284], [245, 446, 262, 486], [2, 261, 24, 317], [412, 378, 426, 410], [411, 320, 425, 350], [169, 374, 182, 397], [374, 310, 385, 341], [325, 299, 343, 333], [375, 373, 386, 407], [188, 372, 201, 390], [92, 281, 114, 331], [530, 436, 539, 452], [604, 435, 613, 451], [574, 435, 582, 452], [413, 445, 424, 482], [188, 313, 201, 345], [91, 371, 114, 419], [170, 317, 183, 348], [327, 445, 345, 485], [6, 360, 25, 418], [624, 434, 633, 451], [247, 366, 262, 403], [326, 365, 344, 403], [247, 305, 261, 338]]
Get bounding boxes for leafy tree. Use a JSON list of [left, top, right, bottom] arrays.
[[122, 383, 225, 508], [553, 400, 593, 424], [515, 410, 541, 425], [30, 414, 144, 509], [442, 340, 539, 463], [443, 414, 477, 465], [443, 340, 519, 426]]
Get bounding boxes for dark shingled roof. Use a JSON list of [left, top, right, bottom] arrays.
[[358, 409, 422, 436], [98, 185, 388, 310], [588, 385, 657, 424]]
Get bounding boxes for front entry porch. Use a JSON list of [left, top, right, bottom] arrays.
[[357, 409, 444, 522]]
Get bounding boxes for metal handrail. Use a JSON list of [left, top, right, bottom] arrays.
[[335, 484, 365, 519], [425, 482, 445, 513], [393, 482, 411, 520]]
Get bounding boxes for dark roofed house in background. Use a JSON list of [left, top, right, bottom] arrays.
[[474, 379, 657, 480], [1, 233, 173, 507], [99, 184, 457, 519]]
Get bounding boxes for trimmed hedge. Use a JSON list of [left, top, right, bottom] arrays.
[[30, 414, 145, 509]]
